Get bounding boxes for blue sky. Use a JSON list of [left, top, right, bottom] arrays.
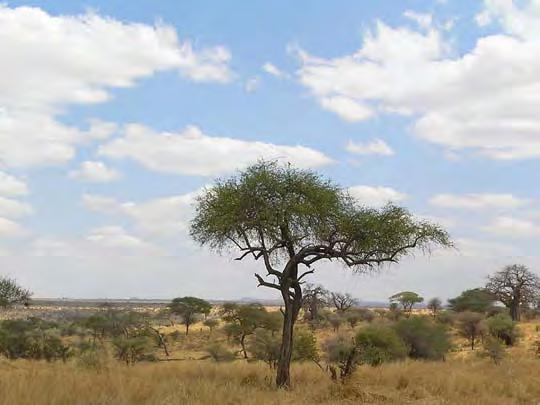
[[1, 0, 539, 301]]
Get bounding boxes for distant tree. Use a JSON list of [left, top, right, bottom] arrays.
[[486, 264, 540, 321], [190, 160, 451, 387], [330, 292, 357, 313], [203, 318, 219, 335], [427, 297, 442, 316], [168, 297, 212, 335], [456, 311, 487, 350], [302, 284, 328, 321], [389, 291, 423, 317], [0, 277, 31, 309], [220, 303, 269, 358], [448, 288, 495, 313]]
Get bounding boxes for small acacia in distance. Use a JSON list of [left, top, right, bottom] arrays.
[[190, 160, 452, 388], [168, 296, 211, 335], [0, 276, 31, 309]]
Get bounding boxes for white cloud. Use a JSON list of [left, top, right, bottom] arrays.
[[86, 226, 156, 250], [82, 189, 200, 238], [99, 124, 332, 176], [483, 216, 540, 237], [346, 138, 394, 156], [429, 193, 528, 210], [0, 197, 32, 219], [319, 96, 373, 122], [69, 161, 121, 183], [0, 171, 28, 196], [403, 10, 433, 29], [262, 62, 286, 78], [297, 1, 540, 160], [348, 185, 407, 207], [0, 217, 26, 237], [0, 5, 232, 168]]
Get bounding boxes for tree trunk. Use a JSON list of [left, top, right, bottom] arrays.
[[276, 299, 295, 388], [510, 302, 520, 321], [185, 323, 190, 335], [240, 334, 248, 359]]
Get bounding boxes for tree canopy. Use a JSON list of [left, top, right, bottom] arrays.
[[389, 291, 424, 316], [448, 288, 495, 313]]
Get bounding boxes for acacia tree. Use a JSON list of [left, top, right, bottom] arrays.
[[486, 264, 540, 321], [427, 297, 442, 316], [448, 288, 495, 313], [389, 291, 424, 317], [330, 292, 357, 312], [190, 161, 451, 388], [0, 276, 31, 309], [168, 297, 212, 335]]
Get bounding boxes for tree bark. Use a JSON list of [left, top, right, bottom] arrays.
[[510, 302, 520, 321], [240, 334, 248, 359]]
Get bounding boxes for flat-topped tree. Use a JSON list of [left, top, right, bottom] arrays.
[[190, 161, 451, 388], [168, 296, 212, 335]]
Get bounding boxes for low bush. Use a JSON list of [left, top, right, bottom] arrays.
[[394, 316, 451, 360]]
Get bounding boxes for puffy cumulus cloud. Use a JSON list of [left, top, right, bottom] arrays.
[[99, 124, 332, 176], [429, 193, 528, 210], [82, 189, 200, 238], [297, 0, 540, 160], [69, 161, 121, 183], [0, 171, 28, 196], [348, 185, 407, 207], [346, 138, 394, 156], [0, 5, 232, 168], [483, 216, 540, 237]]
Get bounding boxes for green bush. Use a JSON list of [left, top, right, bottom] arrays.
[[355, 324, 407, 366], [486, 313, 519, 346], [292, 329, 319, 362], [248, 329, 280, 368], [112, 335, 155, 365], [482, 336, 505, 364], [394, 316, 451, 360]]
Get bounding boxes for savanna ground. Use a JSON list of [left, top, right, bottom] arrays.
[[1, 303, 540, 405]]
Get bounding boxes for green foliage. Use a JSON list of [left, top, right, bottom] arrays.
[[394, 316, 451, 360], [0, 318, 71, 361], [248, 329, 281, 368], [191, 160, 451, 274], [292, 329, 319, 362], [206, 343, 236, 362], [448, 288, 495, 313], [486, 313, 519, 346], [355, 324, 407, 366], [169, 297, 212, 335], [112, 335, 155, 365], [0, 276, 31, 309]]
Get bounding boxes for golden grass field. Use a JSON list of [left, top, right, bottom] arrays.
[[0, 313, 539, 405]]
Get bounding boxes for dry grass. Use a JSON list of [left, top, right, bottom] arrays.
[[1, 355, 540, 405]]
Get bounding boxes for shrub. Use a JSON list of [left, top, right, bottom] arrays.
[[292, 329, 319, 362], [482, 336, 505, 364], [112, 336, 155, 365], [248, 329, 280, 368], [203, 318, 219, 333], [355, 324, 407, 366], [328, 314, 343, 332], [487, 313, 519, 346], [456, 311, 487, 350], [323, 333, 357, 381], [394, 316, 451, 360], [435, 310, 456, 326], [206, 343, 235, 362]]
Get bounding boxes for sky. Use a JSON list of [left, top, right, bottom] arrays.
[[1, 0, 540, 302]]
